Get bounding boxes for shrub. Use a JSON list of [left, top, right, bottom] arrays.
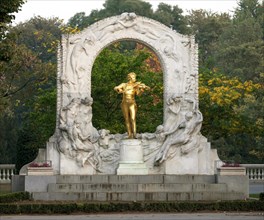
[[260, 192, 264, 201], [0, 201, 263, 214], [0, 192, 31, 203]]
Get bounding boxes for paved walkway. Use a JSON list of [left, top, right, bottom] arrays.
[[1, 213, 263, 220]]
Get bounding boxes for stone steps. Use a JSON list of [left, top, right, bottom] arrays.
[[48, 183, 227, 193], [55, 175, 216, 184], [16, 174, 247, 201], [32, 191, 245, 201]]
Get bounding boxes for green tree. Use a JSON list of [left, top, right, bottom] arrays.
[[153, 3, 188, 34], [215, 0, 264, 81], [0, 36, 50, 165], [0, 0, 25, 40], [92, 42, 163, 133], [103, 0, 153, 17], [0, 114, 18, 163], [68, 0, 153, 30], [187, 10, 231, 68], [12, 16, 63, 63], [67, 12, 89, 30], [16, 126, 38, 171], [0, 38, 46, 115], [0, 17, 59, 166]]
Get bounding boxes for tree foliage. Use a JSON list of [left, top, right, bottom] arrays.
[[187, 10, 231, 68], [67, 0, 187, 34], [1, 0, 264, 166], [199, 68, 264, 162], [0, 0, 25, 39], [214, 0, 264, 81], [11, 16, 63, 63], [153, 3, 188, 34], [92, 42, 163, 134]]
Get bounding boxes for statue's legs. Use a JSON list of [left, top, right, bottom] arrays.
[[121, 102, 133, 138], [121, 101, 137, 139], [129, 103, 137, 138]]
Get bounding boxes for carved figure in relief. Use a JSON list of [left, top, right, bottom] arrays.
[[133, 21, 160, 40], [114, 72, 150, 139], [96, 129, 121, 173], [140, 125, 166, 143], [159, 34, 179, 60], [98, 12, 160, 41], [58, 97, 100, 168], [164, 95, 182, 132], [185, 73, 196, 93], [139, 125, 166, 161], [63, 34, 95, 93], [154, 98, 203, 165], [98, 12, 137, 41]]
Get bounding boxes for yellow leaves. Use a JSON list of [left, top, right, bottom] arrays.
[[60, 26, 80, 34], [199, 86, 209, 95], [200, 74, 261, 107]]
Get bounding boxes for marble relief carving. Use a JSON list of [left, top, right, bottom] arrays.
[[48, 13, 217, 175]]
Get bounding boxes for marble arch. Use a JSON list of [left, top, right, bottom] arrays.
[[42, 13, 220, 175], [57, 12, 198, 124]]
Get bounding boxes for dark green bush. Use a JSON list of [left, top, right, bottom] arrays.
[[0, 192, 31, 203], [260, 193, 264, 201], [0, 201, 263, 214]]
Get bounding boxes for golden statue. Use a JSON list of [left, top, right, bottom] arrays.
[[114, 72, 150, 139]]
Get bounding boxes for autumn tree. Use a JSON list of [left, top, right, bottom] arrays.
[[12, 16, 63, 63], [0, 35, 56, 164], [199, 69, 264, 163], [0, 17, 62, 165]]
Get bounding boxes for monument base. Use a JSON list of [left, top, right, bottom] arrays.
[[117, 139, 148, 175], [117, 163, 148, 175], [12, 174, 249, 201], [165, 138, 216, 175]]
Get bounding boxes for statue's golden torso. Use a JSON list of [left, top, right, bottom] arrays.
[[122, 83, 137, 103]]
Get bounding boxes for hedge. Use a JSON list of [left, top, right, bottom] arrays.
[[0, 201, 263, 214], [260, 193, 264, 201], [0, 192, 31, 203]]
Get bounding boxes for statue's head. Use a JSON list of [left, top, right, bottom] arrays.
[[156, 125, 164, 133], [127, 72, 136, 82], [185, 111, 193, 120]]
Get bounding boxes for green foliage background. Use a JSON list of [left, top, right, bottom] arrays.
[[92, 43, 163, 134], [0, 0, 263, 170]]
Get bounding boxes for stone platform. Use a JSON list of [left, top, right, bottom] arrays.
[[12, 174, 248, 201]]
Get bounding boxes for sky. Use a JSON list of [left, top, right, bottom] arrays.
[[14, 0, 240, 24]]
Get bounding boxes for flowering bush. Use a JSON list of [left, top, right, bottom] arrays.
[[28, 161, 52, 167]]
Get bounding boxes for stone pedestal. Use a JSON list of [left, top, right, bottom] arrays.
[[117, 139, 148, 175], [165, 148, 199, 174], [217, 167, 246, 176], [27, 167, 54, 176], [60, 154, 95, 175]]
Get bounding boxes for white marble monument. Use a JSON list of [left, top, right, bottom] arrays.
[[22, 13, 221, 176]]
